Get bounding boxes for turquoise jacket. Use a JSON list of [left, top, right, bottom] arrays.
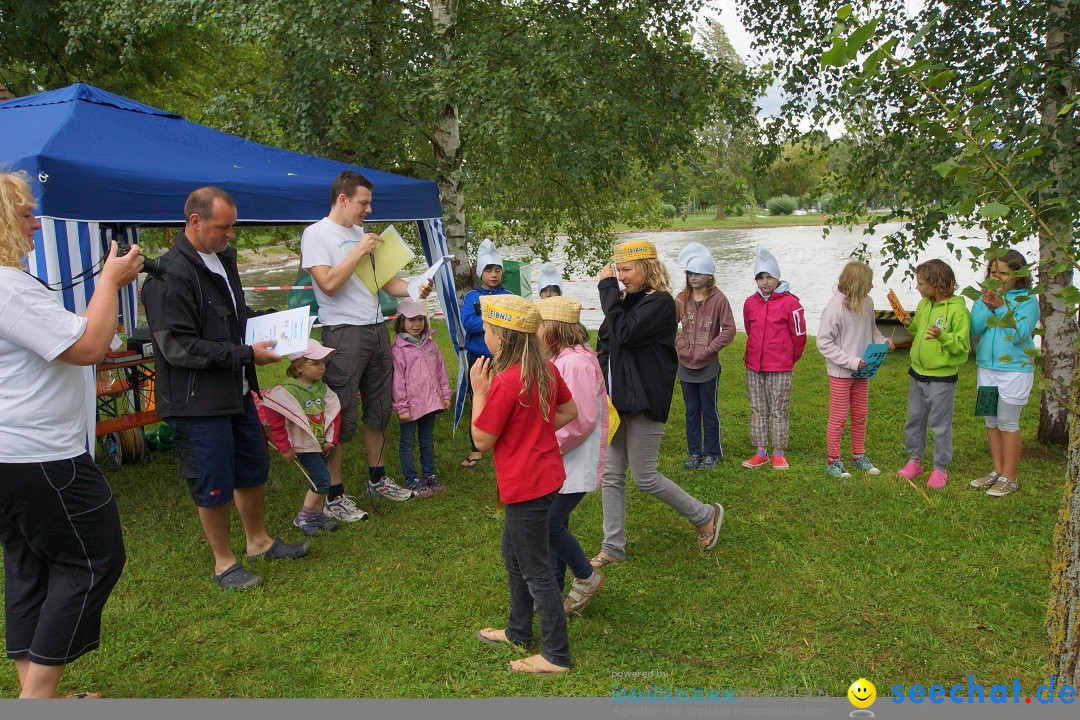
[[909, 295, 971, 378], [970, 289, 1040, 372]]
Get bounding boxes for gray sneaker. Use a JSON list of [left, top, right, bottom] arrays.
[[969, 471, 1000, 489], [986, 476, 1018, 497], [405, 478, 434, 499], [367, 476, 414, 502], [684, 455, 703, 470], [323, 495, 369, 522], [700, 455, 720, 469]]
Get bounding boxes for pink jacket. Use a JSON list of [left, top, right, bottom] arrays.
[[816, 289, 888, 378], [743, 285, 807, 373], [392, 330, 451, 419], [552, 345, 608, 494], [262, 384, 342, 454]]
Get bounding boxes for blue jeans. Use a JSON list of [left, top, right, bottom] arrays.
[[296, 452, 332, 494], [548, 492, 592, 592], [398, 411, 437, 481], [681, 376, 723, 457]]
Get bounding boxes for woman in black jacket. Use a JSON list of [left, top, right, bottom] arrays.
[[591, 240, 723, 569]]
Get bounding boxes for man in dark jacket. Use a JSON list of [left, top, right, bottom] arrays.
[[156, 186, 308, 590]]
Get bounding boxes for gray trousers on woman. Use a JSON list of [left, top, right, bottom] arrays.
[[903, 377, 957, 468], [600, 412, 713, 561]]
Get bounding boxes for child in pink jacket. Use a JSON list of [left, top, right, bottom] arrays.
[[392, 298, 452, 497], [741, 246, 807, 470], [263, 339, 345, 535]]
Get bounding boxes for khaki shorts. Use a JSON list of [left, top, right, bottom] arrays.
[[321, 323, 393, 443]]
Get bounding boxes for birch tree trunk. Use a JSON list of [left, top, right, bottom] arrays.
[[429, 0, 471, 300], [1036, 0, 1077, 446]]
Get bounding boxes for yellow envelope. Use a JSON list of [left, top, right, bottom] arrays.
[[607, 398, 620, 444], [354, 224, 415, 294]]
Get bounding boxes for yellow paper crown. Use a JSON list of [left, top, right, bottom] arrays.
[[614, 240, 658, 263], [479, 294, 541, 333], [536, 296, 582, 324]]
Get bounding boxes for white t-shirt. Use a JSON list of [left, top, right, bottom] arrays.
[[977, 366, 1034, 406], [300, 217, 382, 326], [198, 250, 248, 394], [0, 267, 90, 462]]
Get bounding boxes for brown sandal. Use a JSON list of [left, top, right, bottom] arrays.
[[589, 552, 621, 569], [696, 503, 724, 549]]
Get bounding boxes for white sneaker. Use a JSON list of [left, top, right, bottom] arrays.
[[367, 476, 415, 502], [323, 495, 369, 522]]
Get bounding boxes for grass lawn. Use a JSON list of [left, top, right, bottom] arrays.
[[613, 211, 839, 232], [3, 327, 1063, 698]]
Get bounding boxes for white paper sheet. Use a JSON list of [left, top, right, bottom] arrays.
[[408, 255, 454, 301], [244, 307, 312, 357]]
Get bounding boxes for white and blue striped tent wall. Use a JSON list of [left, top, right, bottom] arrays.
[[28, 218, 140, 331], [28, 218, 141, 455], [416, 218, 469, 432]]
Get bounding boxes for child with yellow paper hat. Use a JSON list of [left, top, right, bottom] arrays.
[[592, 240, 723, 570], [471, 294, 578, 674], [536, 296, 607, 615]]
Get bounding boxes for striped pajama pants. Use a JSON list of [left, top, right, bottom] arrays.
[[826, 376, 869, 460], [745, 369, 793, 450]]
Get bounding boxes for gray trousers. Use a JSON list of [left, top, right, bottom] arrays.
[[600, 412, 713, 561], [903, 377, 957, 468]]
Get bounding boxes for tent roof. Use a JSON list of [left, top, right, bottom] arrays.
[[0, 83, 442, 224]]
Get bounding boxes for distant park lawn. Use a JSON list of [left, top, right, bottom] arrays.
[[2, 328, 1063, 698], [614, 210, 837, 232]]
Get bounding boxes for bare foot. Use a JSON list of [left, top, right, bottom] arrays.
[[509, 654, 570, 674], [478, 628, 510, 643]]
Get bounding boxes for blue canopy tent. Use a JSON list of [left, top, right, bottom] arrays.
[[0, 83, 469, 443]]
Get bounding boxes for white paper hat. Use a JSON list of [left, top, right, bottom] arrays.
[[537, 262, 563, 292], [475, 239, 503, 276], [678, 242, 715, 275], [753, 246, 781, 280]]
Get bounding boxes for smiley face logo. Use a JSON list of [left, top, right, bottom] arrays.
[[847, 678, 876, 709]]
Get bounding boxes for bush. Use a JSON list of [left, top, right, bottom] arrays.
[[765, 195, 798, 215], [659, 202, 677, 218]]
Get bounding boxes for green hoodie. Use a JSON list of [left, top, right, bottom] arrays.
[[908, 295, 971, 378]]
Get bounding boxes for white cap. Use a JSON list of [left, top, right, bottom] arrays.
[[753, 246, 781, 280], [396, 297, 426, 319], [537, 262, 563, 292], [475, 239, 503, 277], [678, 242, 715, 275]]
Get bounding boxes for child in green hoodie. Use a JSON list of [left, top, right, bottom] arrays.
[[896, 259, 970, 490]]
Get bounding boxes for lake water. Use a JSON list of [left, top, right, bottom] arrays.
[[239, 223, 1038, 335]]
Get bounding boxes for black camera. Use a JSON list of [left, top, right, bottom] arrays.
[[142, 254, 170, 278], [116, 237, 133, 257]]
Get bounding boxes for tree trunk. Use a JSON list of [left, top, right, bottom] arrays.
[[429, 0, 471, 301], [714, 204, 726, 220], [1036, 0, 1076, 446], [1048, 353, 1080, 686]]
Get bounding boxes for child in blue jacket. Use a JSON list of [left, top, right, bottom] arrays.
[[459, 239, 512, 467]]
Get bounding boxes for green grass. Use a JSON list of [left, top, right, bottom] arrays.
[[4, 327, 1063, 698], [613, 211, 836, 232]]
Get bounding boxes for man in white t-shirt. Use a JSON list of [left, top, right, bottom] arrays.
[[301, 171, 433, 516]]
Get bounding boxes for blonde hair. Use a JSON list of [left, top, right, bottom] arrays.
[[487, 322, 555, 421], [837, 261, 873, 315], [0, 171, 37, 269], [628, 258, 671, 296], [539, 319, 591, 359], [676, 271, 715, 309], [286, 358, 310, 379]]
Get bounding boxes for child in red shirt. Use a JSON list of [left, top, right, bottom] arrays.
[[470, 295, 578, 674]]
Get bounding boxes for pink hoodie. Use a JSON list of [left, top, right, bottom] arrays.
[[392, 329, 451, 419], [743, 285, 807, 373], [816, 289, 888, 378]]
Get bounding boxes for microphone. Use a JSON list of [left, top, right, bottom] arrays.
[[364, 223, 376, 276]]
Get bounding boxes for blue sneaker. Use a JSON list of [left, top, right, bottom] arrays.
[[850, 456, 881, 475], [825, 460, 851, 478]]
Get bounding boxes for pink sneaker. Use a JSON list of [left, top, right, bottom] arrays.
[[927, 469, 948, 489], [897, 459, 924, 480]]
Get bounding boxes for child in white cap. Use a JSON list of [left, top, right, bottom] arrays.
[[262, 339, 353, 533], [675, 242, 735, 469], [741, 246, 807, 470], [459, 239, 512, 468], [537, 262, 564, 299], [391, 297, 451, 497]]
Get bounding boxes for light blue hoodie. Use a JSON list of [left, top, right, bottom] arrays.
[[970, 288, 1040, 372]]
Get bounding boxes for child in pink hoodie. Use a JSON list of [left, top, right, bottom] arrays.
[[392, 298, 452, 497], [741, 247, 806, 470], [815, 262, 895, 478]]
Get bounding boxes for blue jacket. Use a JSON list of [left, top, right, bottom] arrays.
[[461, 285, 512, 358], [970, 288, 1040, 372]]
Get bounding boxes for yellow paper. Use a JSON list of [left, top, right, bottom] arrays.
[[887, 289, 910, 325], [606, 397, 620, 444], [354, 225, 415, 294]]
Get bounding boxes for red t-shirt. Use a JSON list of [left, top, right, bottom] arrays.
[[474, 363, 571, 504]]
